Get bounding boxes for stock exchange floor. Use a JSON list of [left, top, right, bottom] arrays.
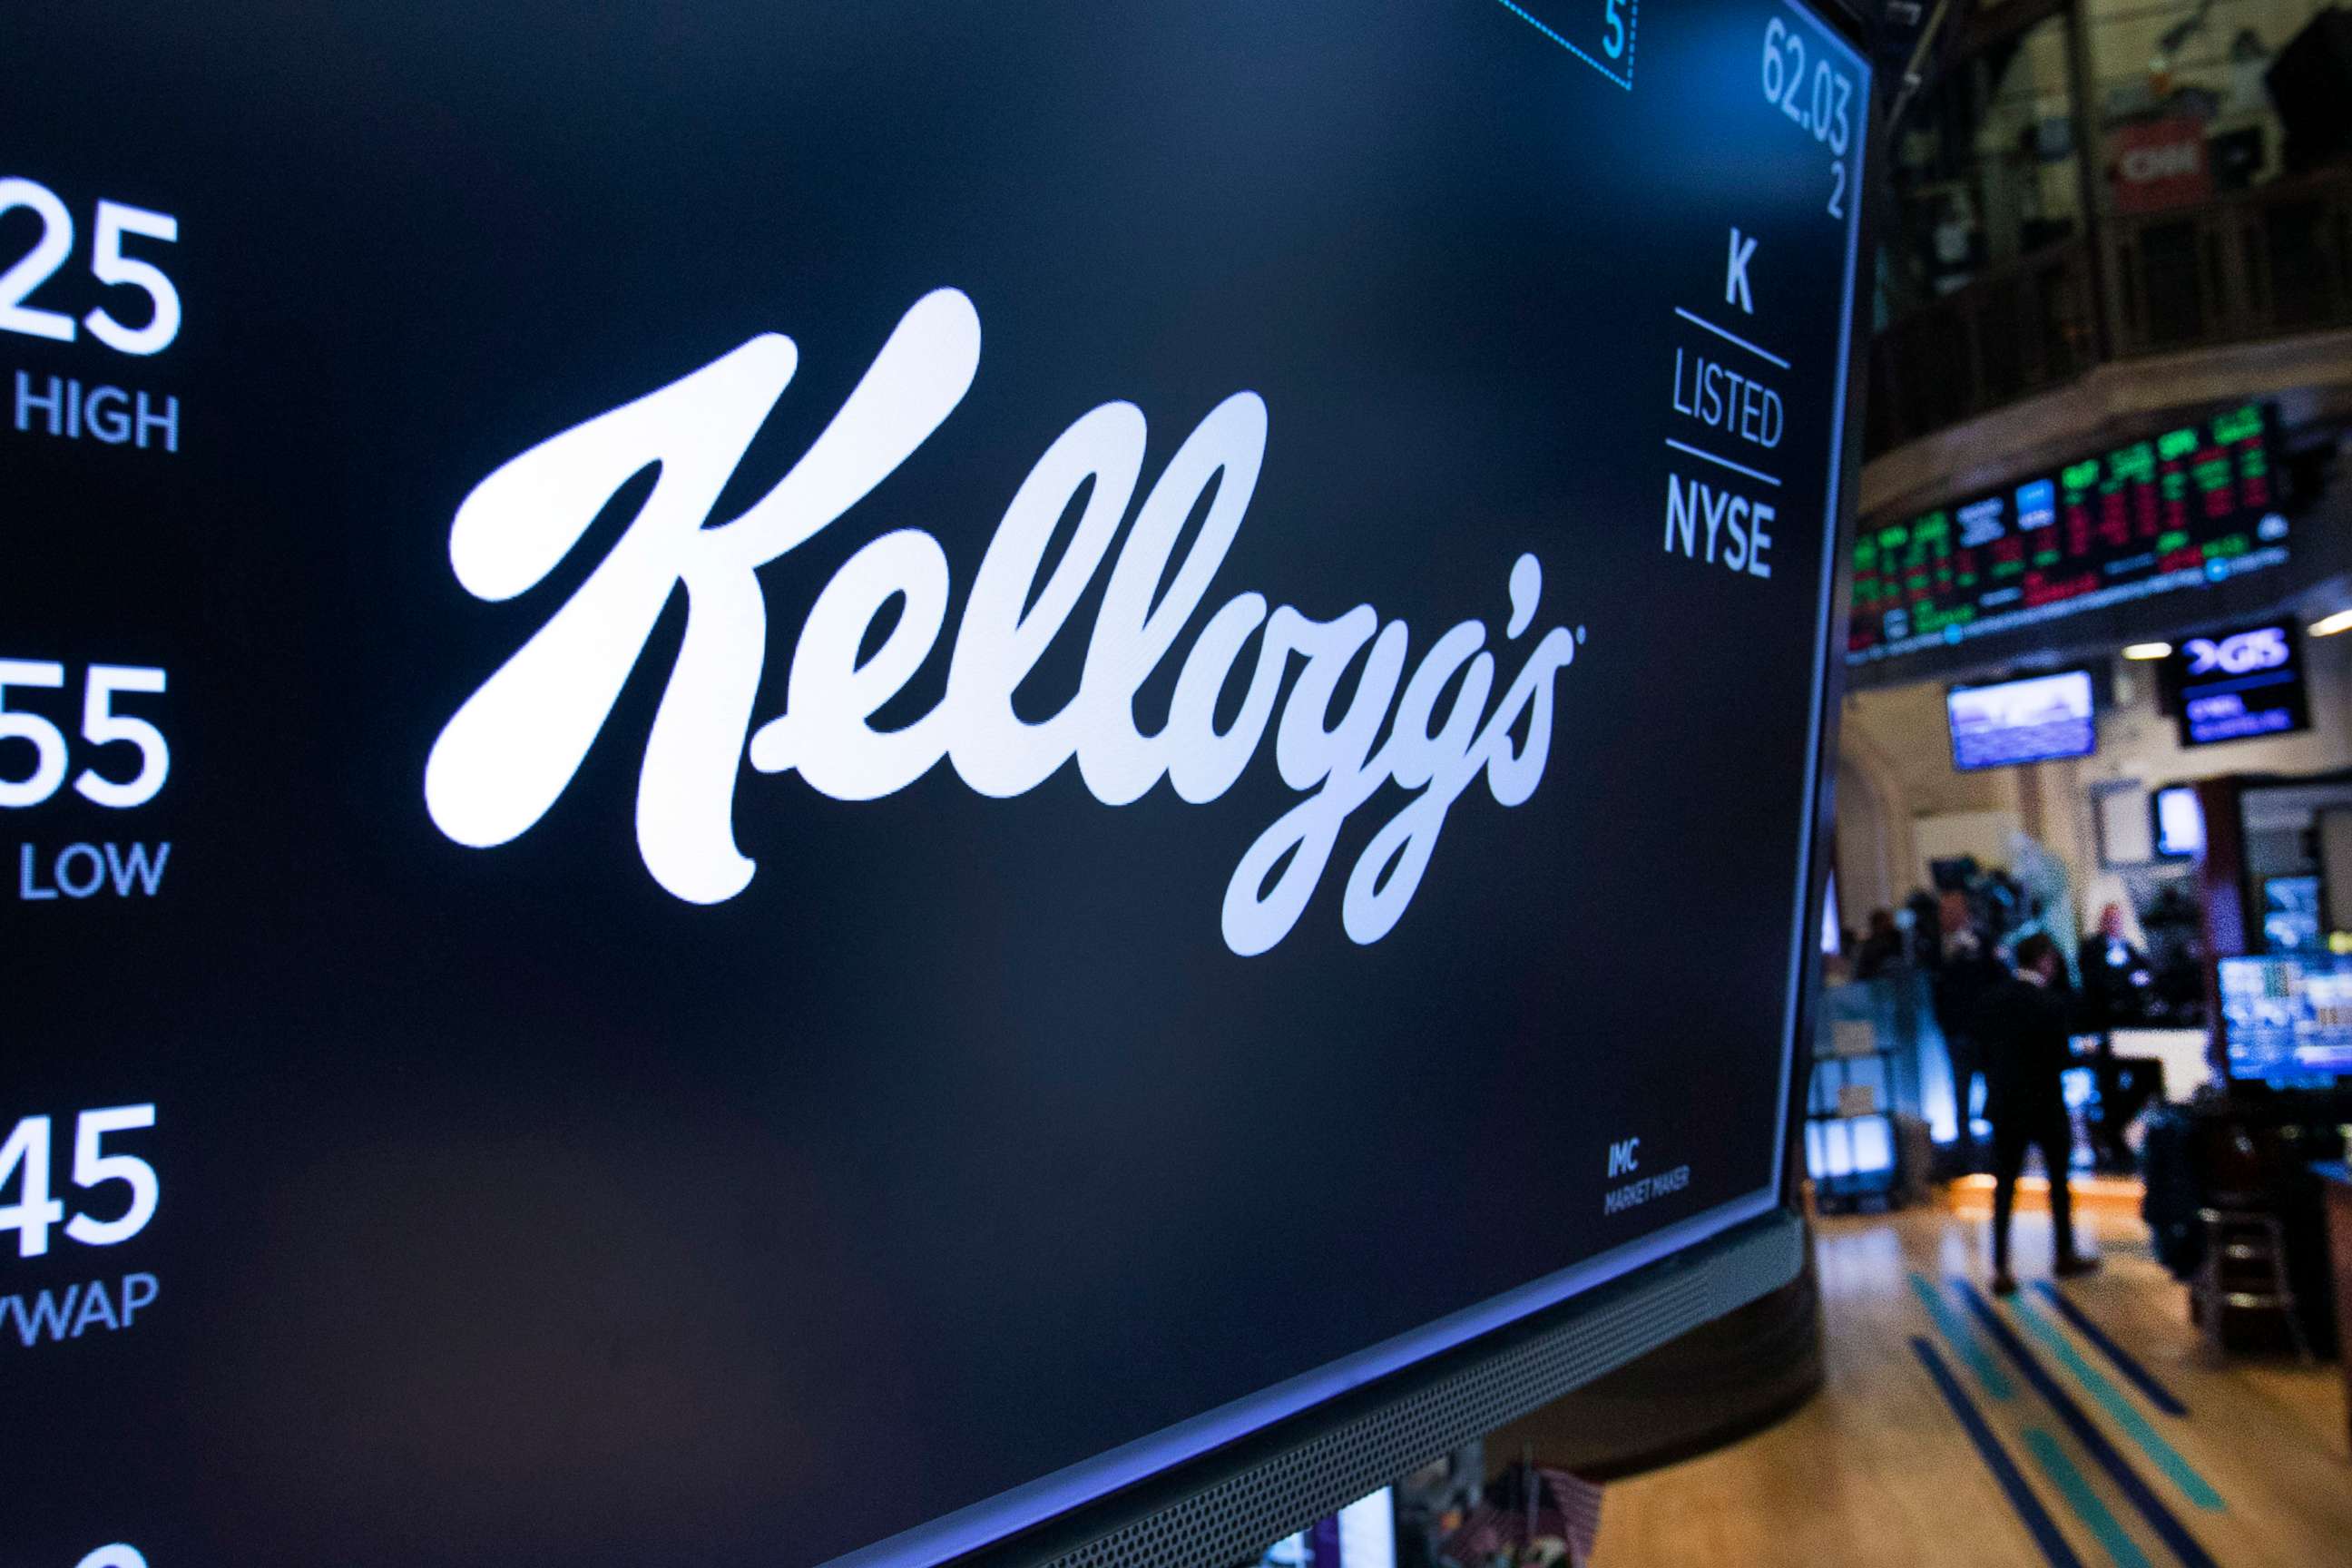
[[1591, 1209, 2351, 1567]]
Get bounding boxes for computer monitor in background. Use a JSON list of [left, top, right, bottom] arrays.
[[1946, 669, 2099, 771], [10, 4, 1872, 1565], [2154, 784, 2207, 858], [2167, 621, 2313, 748], [2219, 956, 2352, 1084]]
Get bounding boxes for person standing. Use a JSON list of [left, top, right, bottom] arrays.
[[1927, 891, 2004, 1171], [2076, 902, 2153, 1023], [1979, 933, 2100, 1295], [1853, 908, 1904, 979]]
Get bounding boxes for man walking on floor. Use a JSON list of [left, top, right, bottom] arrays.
[[1978, 932, 2100, 1295]]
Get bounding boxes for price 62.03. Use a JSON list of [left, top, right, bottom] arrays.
[[1761, 16, 1854, 216]]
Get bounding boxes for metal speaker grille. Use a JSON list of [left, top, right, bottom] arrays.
[[1030, 1218, 1802, 1568]]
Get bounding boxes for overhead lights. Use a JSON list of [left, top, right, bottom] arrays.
[[2122, 642, 2173, 661], [2311, 608, 2352, 638]]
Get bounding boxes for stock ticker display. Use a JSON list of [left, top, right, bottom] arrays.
[[1847, 403, 2289, 665]]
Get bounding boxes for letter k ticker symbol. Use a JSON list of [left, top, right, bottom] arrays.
[[1726, 229, 1758, 314]]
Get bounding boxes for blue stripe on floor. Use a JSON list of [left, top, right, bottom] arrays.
[[2009, 1294, 2225, 1513], [2032, 1282, 2190, 1417], [1911, 1338, 2084, 1568], [2023, 1427, 2155, 1568], [1907, 1270, 2015, 1400], [1954, 1279, 2219, 1568]]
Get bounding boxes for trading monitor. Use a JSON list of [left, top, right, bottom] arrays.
[[2168, 620, 2313, 748], [2219, 956, 2352, 1083], [1946, 670, 2098, 771], [7, 4, 1873, 1564]]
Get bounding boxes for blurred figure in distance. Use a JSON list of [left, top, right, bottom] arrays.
[[1928, 890, 2004, 1171], [1979, 932, 2100, 1296], [1852, 907, 1904, 979]]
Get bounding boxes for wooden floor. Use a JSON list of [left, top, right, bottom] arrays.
[[1592, 1207, 2352, 1566]]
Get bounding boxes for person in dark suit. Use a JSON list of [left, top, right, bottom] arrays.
[[1927, 891, 2004, 1171], [2076, 903, 2151, 1019], [1852, 908, 1904, 979], [1979, 933, 2100, 1295]]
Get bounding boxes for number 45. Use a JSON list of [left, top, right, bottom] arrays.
[[0, 1106, 160, 1258]]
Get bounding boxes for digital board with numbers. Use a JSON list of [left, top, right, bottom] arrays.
[[5, 5, 1867, 1567], [1847, 402, 2288, 665]]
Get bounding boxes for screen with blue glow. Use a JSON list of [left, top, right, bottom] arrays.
[[1946, 670, 2098, 771], [2220, 956, 2352, 1082], [5, 4, 1868, 1564], [2166, 620, 2312, 748], [2153, 784, 2207, 858]]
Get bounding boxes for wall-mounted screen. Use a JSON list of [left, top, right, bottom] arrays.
[[2219, 955, 2352, 1082], [1847, 403, 2288, 666], [8, 4, 1868, 1565], [2153, 783, 2207, 858], [1947, 670, 2098, 771], [2167, 620, 2313, 747]]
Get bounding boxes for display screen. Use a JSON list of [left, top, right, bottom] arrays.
[[1847, 403, 2288, 665], [1946, 670, 2098, 771], [5, 5, 1867, 1564], [2264, 877, 2325, 956], [2167, 620, 2312, 747], [2153, 784, 2207, 858], [2220, 956, 2352, 1082]]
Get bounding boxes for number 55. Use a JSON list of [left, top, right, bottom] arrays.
[[1602, 0, 1626, 58], [75, 664, 170, 808]]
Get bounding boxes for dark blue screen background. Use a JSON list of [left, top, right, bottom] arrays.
[[5, 4, 1866, 1563]]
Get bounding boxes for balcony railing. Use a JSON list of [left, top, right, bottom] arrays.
[[1866, 166, 2352, 455]]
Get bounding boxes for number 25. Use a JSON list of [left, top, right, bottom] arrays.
[[0, 178, 181, 356]]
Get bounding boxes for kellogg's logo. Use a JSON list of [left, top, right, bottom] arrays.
[[423, 290, 1583, 956]]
